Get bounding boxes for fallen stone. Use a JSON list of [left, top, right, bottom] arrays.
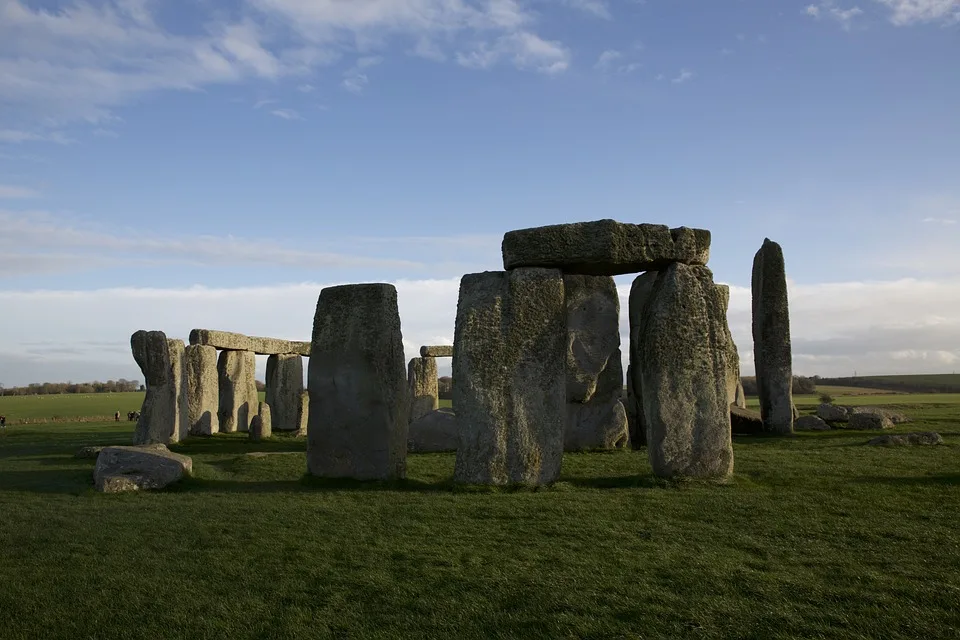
[[730, 405, 764, 436], [638, 263, 734, 478], [867, 432, 943, 446], [850, 407, 910, 424], [453, 268, 566, 485], [307, 283, 409, 480], [817, 403, 849, 422], [502, 219, 710, 276], [408, 408, 459, 453], [419, 345, 453, 358], [75, 445, 105, 459], [217, 350, 258, 433], [131, 331, 187, 445], [265, 354, 304, 431], [184, 344, 219, 436], [408, 356, 439, 423], [752, 238, 794, 434], [250, 403, 272, 442], [627, 271, 660, 449], [795, 415, 831, 431], [189, 329, 311, 356], [94, 444, 192, 493], [848, 412, 894, 430], [564, 274, 629, 451]]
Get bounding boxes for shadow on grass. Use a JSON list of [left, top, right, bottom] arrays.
[[0, 469, 93, 494], [852, 473, 960, 487]]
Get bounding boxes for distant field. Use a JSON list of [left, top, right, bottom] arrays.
[[815, 384, 903, 397], [0, 392, 145, 422], [819, 374, 960, 394]]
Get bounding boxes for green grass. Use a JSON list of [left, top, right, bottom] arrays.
[[0, 391, 145, 421], [2, 397, 960, 639]]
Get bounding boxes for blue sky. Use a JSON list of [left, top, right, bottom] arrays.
[[1, 0, 959, 386]]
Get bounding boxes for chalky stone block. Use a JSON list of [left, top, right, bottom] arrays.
[[408, 356, 439, 423], [131, 331, 186, 445], [752, 238, 794, 434], [185, 344, 219, 436], [218, 350, 258, 433], [266, 354, 304, 431]]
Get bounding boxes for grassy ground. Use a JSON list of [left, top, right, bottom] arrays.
[[0, 391, 144, 422], [1, 398, 959, 639]]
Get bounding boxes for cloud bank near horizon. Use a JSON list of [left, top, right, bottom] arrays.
[[1, 275, 957, 387]]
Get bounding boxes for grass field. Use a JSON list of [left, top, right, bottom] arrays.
[[1, 395, 959, 638]]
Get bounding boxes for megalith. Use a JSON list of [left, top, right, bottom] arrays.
[[563, 274, 628, 450], [265, 354, 304, 431], [715, 284, 746, 410], [250, 402, 272, 441], [307, 283, 409, 480], [637, 263, 734, 479], [408, 356, 439, 423], [184, 344, 219, 436], [297, 390, 309, 436], [131, 331, 187, 445], [420, 345, 453, 358], [627, 271, 660, 449], [452, 268, 566, 486], [752, 238, 794, 434], [217, 350, 258, 433]]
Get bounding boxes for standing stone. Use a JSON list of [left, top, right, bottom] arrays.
[[453, 268, 566, 486], [564, 275, 629, 450], [297, 390, 309, 436], [752, 238, 794, 434], [638, 263, 734, 479], [184, 344, 219, 436], [627, 271, 659, 449], [715, 284, 745, 410], [265, 354, 304, 431], [408, 356, 439, 423], [131, 331, 187, 445], [307, 284, 409, 480], [250, 402, 272, 441], [218, 350, 258, 433]]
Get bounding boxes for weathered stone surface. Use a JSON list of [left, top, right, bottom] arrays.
[[848, 412, 894, 430], [868, 432, 943, 446], [297, 390, 309, 436], [307, 283, 409, 480], [752, 238, 794, 434], [627, 271, 660, 449], [795, 415, 831, 431], [453, 268, 566, 485], [217, 350, 258, 433], [564, 274, 629, 451], [250, 403, 272, 442], [131, 331, 187, 445], [623, 369, 638, 448], [190, 329, 311, 356], [638, 263, 734, 478], [420, 345, 453, 358], [734, 380, 747, 409], [184, 344, 219, 436], [408, 357, 439, 423], [715, 285, 745, 410], [850, 407, 910, 424], [265, 354, 304, 431], [408, 408, 459, 453], [817, 403, 849, 422], [94, 444, 192, 493], [730, 405, 764, 435], [502, 220, 710, 276]]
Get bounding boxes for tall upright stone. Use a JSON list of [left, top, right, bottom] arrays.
[[715, 284, 746, 410], [752, 238, 794, 434], [265, 354, 304, 431], [217, 350, 258, 433], [131, 331, 187, 445], [408, 356, 439, 423], [638, 263, 734, 479], [307, 284, 409, 480], [627, 271, 659, 449], [453, 268, 566, 486], [297, 390, 309, 436], [184, 344, 219, 436], [563, 275, 628, 450]]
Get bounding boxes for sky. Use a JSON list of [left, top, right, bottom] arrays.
[[1, 0, 959, 387]]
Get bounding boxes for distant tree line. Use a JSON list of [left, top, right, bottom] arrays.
[[0, 379, 142, 396], [739, 376, 817, 397]]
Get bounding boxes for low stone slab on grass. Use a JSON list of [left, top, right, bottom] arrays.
[[730, 405, 764, 436], [867, 432, 944, 446], [795, 415, 831, 431], [848, 413, 894, 431], [408, 408, 458, 453], [94, 444, 192, 493]]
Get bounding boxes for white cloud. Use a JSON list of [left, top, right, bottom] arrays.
[[296, 83, 315, 92], [923, 217, 958, 225], [806, 4, 822, 17], [91, 128, 120, 138], [806, 1, 867, 29], [873, 0, 960, 24], [0, 185, 40, 199], [594, 49, 621, 70], [270, 108, 303, 120], [671, 68, 694, 84], [0, 129, 75, 145], [457, 31, 570, 74], [561, 0, 611, 19]]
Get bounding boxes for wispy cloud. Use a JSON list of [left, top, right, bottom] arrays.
[[671, 69, 694, 84], [561, 0, 612, 19], [270, 108, 303, 120], [594, 49, 622, 70], [0, 185, 40, 199], [296, 84, 314, 93], [923, 217, 958, 225], [0, 129, 75, 145], [806, 1, 864, 29], [874, 0, 960, 25], [456, 32, 570, 74]]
